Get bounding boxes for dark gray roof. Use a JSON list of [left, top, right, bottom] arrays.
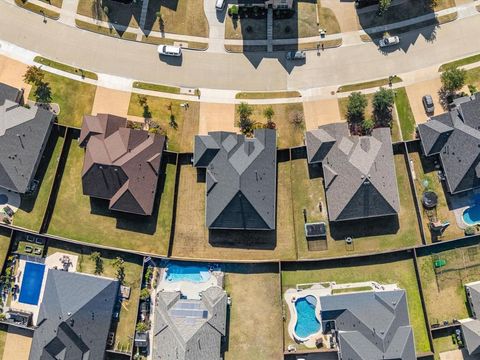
[[153, 286, 227, 360], [29, 269, 119, 360], [0, 96, 54, 193], [305, 123, 400, 222], [467, 282, 480, 317], [193, 130, 277, 230], [0, 83, 21, 103], [418, 94, 480, 194], [462, 319, 480, 356], [320, 290, 415, 360]]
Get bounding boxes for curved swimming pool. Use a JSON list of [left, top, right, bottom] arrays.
[[463, 205, 480, 226], [165, 262, 211, 283], [294, 296, 321, 339]]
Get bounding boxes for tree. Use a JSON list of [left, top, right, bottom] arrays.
[[148, 120, 166, 135], [346, 92, 367, 123], [237, 102, 255, 135], [289, 110, 304, 130], [263, 106, 275, 122], [441, 67, 467, 94], [112, 257, 125, 283], [23, 65, 44, 85], [372, 87, 395, 126], [140, 288, 150, 300], [362, 118, 375, 134], [89, 251, 103, 275], [136, 322, 149, 333], [378, 0, 392, 13], [34, 82, 52, 103]]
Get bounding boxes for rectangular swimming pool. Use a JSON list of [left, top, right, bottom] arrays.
[[19, 262, 45, 305]]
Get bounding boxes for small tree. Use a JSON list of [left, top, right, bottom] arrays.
[[112, 257, 125, 284], [34, 82, 52, 103], [137, 95, 148, 108], [23, 65, 44, 85], [468, 84, 478, 96], [378, 0, 392, 13], [89, 251, 103, 275], [136, 322, 149, 333], [237, 102, 254, 135], [346, 92, 367, 123], [145, 265, 153, 285], [441, 67, 467, 94], [372, 87, 395, 126], [362, 118, 375, 134], [289, 110, 304, 130], [263, 106, 275, 122], [140, 288, 150, 300], [148, 120, 166, 135]]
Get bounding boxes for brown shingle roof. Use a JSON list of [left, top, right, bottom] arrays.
[[80, 114, 166, 215]]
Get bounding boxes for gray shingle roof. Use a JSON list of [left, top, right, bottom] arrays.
[[193, 130, 277, 230], [418, 94, 480, 194], [29, 269, 119, 360], [305, 123, 400, 222], [0, 92, 54, 193], [320, 290, 415, 360], [152, 286, 227, 360], [0, 83, 21, 103]]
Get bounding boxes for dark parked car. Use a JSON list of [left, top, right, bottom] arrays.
[[286, 51, 306, 60], [422, 95, 435, 114]]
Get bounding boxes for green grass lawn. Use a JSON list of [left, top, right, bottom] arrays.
[[47, 139, 175, 255], [395, 87, 416, 141], [225, 16, 266, 41], [145, 0, 209, 37], [224, 263, 283, 360], [467, 66, 480, 88], [409, 150, 465, 243], [28, 71, 96, 128], [77, 0, 141, 28], [433, 331, 460, 360], [234, 103, 305, 148], [417, 245, 480, 325], [34, 56, 97, 80], [128, 94, 199, 153], [282, 255, 431, 353], [337, 76, 402, 93], [13, 128, 65, 232], [133, 82, 180, 95], [291, 155, 422, 259], [0, 228, 11, 272], [45, 239, 142, 353], [235, 91, 301, 100], [439, 53, 480, 72]]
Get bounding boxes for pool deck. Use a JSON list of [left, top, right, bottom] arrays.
[[284, 281, 399, 348]]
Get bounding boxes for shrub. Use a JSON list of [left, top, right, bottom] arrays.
[[441, 67, 467, 94], [372, 87, 395, 126], [346, 92, 367, 123], [465, 226, 476, 236], [289, 110, 304, 129], [468, 84, 478, 96], [362, 118, 375, 134]]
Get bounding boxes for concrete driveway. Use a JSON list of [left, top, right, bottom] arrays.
[[92, 87, 131, 117], [203, 0, 226, 53], [199, 102, 236, 134], [0, 55, 31, 98], [303, 98, 342, 131], [321, 0, 359, 32], [405, 77, 443, 124], [440, 349, 479, 360]]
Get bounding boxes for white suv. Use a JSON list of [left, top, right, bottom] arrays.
[[157, 45, 182, 57]]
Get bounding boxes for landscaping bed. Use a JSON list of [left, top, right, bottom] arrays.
[[13, 127, 65, 232], [224, 263, 283, 360], [47, 139, 175, 256], [281, 255, 431, 353], [127, 94, 200, 153]]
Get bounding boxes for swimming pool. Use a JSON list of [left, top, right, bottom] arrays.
[[165, 262, 211, 283], [294, 296, 321, 339], [463, 205, 480, 226], [18, 262, 45, 305]]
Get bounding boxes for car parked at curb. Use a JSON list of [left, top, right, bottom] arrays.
[[286, 51, 306, 60], [379, 36, 400, 48], [157, 45, 182, 57], [422, 94, 435, 114]]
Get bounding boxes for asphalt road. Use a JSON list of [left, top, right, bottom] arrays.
[[1, 0, 480, 91]]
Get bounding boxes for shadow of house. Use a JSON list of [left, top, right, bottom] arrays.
[[143, 0, 179, 37], [357, 0, 439, 52], [90, 0, 143, 36]]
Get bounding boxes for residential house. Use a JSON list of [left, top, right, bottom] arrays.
[[193, 130, 277, 230], [305, 123, 400, 222], [237, 0, 293, 9], [79, 114, 166, 216], [417, 93, 480, 194], [462, 281, 480, 356], [29, 269, 119, 360]]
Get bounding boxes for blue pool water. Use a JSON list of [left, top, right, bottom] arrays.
[[294, 296, 321, 339], [165, 262, 211, 283], [19, 262, 45, 305], [463, 205, 480, 226]]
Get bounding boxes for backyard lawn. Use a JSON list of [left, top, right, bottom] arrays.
[[13, 128, 65, 232], [224, 263, 283, 360], [433, 331, 460, 360], [409, 150, 465, 243], [234, 103, 305, 148], [127, 94, 199, 153], [338, 94, 402, 142], [281, 255, 431, 354], [45, 239, 142, 353], [291, 155, 422, 259], [273, 1, 319, 39], [77, 0, 141, 28], [28, 71, 96, 128], [417, 245, 480, 325], [395, 87, 416, 141], [170, 161, 297, 261], [47, 139, 175, 255], [144, 0, 209, 37], [0, 227, 11, 272]]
